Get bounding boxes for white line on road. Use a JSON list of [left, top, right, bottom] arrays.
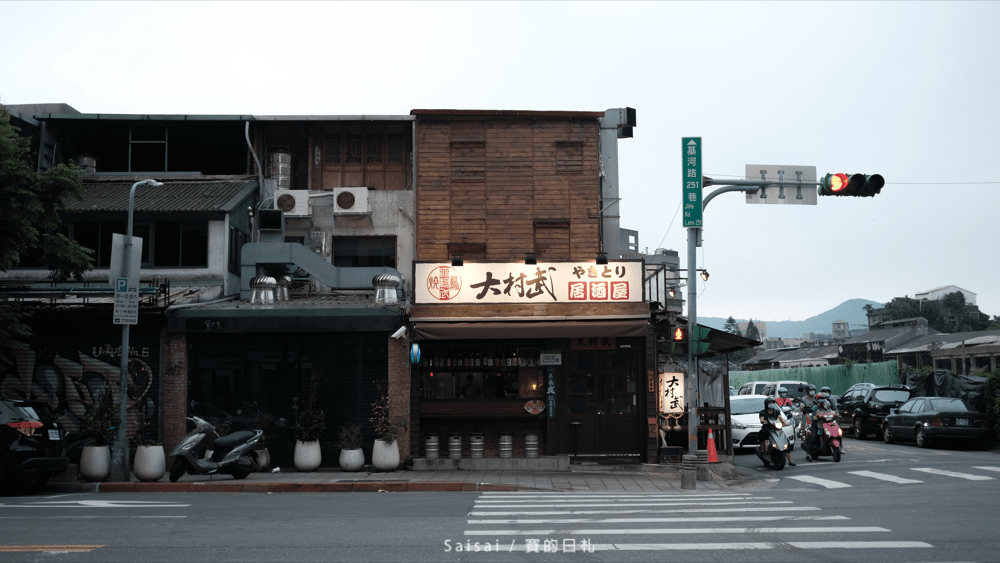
[[498, 541, 931, 551], [474, 501, 792, 508], [464, 526, 889, 536], [477, 494, 764, 500], [470, 507, 822, 516], [468, 515, 849, 525], [973, 466, 1000, 473], [784, 475, 852, 489], [848, 471, 923, 484], [910, 468, 994, 481]]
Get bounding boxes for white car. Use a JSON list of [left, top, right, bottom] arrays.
[[728, 394, 796, 451]]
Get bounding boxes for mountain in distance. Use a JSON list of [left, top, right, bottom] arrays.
[[698, 298, 883, 339]]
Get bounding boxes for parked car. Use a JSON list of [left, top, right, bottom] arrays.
[[729, 386, 737, 396], [737, 381, 771, 396], [837, 383, 912, 439], [0, 396, 69, 495], [728, 395, 796, 451], [882, 396, 992, 449]]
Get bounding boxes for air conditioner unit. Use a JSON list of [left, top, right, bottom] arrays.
[[333, 187, 370, 215], [274, 189, 310, 217]]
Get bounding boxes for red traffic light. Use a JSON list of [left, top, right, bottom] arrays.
[[819, 173, 885, 197], [673, 327, 688, 341]]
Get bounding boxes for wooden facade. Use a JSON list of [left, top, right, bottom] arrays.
[[412, 111, 604, 262]]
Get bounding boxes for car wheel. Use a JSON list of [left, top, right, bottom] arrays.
[[854, 418, 867, 440], [916, 427, 931, 448], [882, 424, 894, 444]]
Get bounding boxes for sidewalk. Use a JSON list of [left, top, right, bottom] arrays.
[[47, 461, 768, 494]]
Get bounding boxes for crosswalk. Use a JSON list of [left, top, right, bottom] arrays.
[[784, 465, 998, 489], [464, 492, 931, 553]]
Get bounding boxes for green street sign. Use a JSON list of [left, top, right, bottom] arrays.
[[682, 137, 702, 228]]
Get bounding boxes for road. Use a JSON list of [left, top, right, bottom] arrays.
[[1, 438, 997, 562]]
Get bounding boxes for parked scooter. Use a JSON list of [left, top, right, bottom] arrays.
[[168, 416, 262, 482], [755, 412, 791, 470], [803, 406, 843, 462]]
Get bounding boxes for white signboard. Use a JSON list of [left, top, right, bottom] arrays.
[[539, 350, 562, 366], [113, 278, 139, 325], [414, 261, 643, 305], [108, 234, 142, 285], [744, 164, 817, 205], [659, 372, 685, 415]]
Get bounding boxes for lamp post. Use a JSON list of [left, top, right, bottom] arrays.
[[110, 179, 163, 482]]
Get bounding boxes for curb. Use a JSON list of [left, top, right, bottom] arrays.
[[44, 481, 520, 494]]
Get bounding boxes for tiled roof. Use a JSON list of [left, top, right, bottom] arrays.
[[66, 180, 257, 213]]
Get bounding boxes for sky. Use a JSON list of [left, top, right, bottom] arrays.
[[2, 1, 997, 323]]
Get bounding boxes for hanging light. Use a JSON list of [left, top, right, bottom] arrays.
[[524, 253, 537, 265], [451, 255, 463, 267], [699, 269, 710, 281]]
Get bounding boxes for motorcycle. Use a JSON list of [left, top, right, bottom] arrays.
[[804, 408, 843, 462], [168, 416, 262, 482], [755, 413, 791, 470]]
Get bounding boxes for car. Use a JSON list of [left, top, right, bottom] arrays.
[[0, 396, 69, 495], [728, 394, 796, 451], [737, 381, 771, 396], [882, 396, 992, 449], [729, 386, 737, 396], [836, 383, 912, 439], [760, 381, 811, 403]]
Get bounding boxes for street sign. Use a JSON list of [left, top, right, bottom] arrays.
[[745, 164, 817, 205], [682, 137, 703, 227], [108, 234, 142, 285], [113, 278, 139, 325]]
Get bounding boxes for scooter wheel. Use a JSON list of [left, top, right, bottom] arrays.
[[169, 458, 188, 483], [832, 448, 841, 463]]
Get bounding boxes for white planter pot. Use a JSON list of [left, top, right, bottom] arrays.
[[251, 447, 271, 472], [339, 448, 365, 472], [133, 445, 165, 482], [79, 445, 111, 482], [372, 439, 399, 471], [294, 440, 322, 472]]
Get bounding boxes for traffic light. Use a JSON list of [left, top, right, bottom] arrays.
[[818, 173, 884, 197], [670, 326, 688, 356]]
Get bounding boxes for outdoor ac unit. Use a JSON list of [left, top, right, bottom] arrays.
[[274, 189, 310, 217], [333, 187, 370, 215]]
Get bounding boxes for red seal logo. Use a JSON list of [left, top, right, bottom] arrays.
[[426, 266, 462, 301]]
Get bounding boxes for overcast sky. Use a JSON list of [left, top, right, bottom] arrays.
[[3, 1, 997, 323]]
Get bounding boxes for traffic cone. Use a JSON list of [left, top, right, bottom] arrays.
[[706, 429, 719, 463]]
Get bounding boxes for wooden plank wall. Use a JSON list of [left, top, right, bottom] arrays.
[[415, 117, 601, 262]]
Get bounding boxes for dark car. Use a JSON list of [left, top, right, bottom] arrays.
[[837, 383, 912, 439], [0, 397, 69, 494], [882, 396, 992, 449]]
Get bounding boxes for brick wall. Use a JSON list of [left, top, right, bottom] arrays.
[[160, 329, 187, 457], [388, 334, 411, 459]]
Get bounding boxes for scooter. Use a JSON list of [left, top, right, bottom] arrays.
[[803, 408, 843, 462], [168, 416, 262, 482], [755, 413, 791, 470]]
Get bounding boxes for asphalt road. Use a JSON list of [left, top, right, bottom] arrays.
[[1, 437, 997, 563]]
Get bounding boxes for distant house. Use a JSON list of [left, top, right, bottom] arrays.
[[832, 320, 849, 339], [915, 285, 977, 305], [885, 329, 1000, 374]]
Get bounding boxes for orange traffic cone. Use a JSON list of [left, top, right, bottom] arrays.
[[706, 429, 719, 463]]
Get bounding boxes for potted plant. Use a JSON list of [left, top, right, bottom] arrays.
[[338, 425, 365, 472], [370, 381, 407, 471], [292, 370, 326, 472], [79, 385, 120, 482], [131, 408, 165, 482], [249, 405, 275, 472]]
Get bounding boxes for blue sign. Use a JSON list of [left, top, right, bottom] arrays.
[[410, 343, 421, 365], [115, 278, 128, 292]]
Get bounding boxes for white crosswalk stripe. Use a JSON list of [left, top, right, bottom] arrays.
[[910, 467, 994, 481], [785, 475, 852, 489], [973, 466, 1000, 473], [461, 491, 932, 553], [848, 470, 923, 484]]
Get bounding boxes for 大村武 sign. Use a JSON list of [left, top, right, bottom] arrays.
[[414, 261, 642, 305], [659, 372, 685, 415]]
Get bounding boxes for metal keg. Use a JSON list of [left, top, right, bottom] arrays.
[[448, 434, 463, 460], [424, 434, 439, 460], [524, 434, 539, 458], [498, 434, 513, 459], [469, 434, 485, 459]]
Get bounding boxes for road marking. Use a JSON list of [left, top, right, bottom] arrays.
[[477, 494, 763, 500], [848, 471, 923, 484], [474, 500, 791, 508], [470, 506, 822, 516], [465, 526, 889, 536], [0, 516, 185, 519], [973, 466, 1000, 473], [497, 541, 931, 551], [0, 546, 103, 553], [785, 475, 852, 489], [910, 468, 994, 481], [468, 515, 849, 525], [0, 500, 189, 508]]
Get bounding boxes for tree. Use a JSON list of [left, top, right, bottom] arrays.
[[723, 316, 741, 336], [0, 108, 94, 366], [744, 319, 761, 343]]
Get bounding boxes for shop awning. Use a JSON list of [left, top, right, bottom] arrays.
[[412, 318, 649, 341]]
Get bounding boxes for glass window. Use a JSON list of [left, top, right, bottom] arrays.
[[730, 397, 765, 415], [180, 222, 208, 267], [872, 390, 911, 403], [928, 398, 969, 412], [154, 221, 181, 266], [333, 237, 396, 268]]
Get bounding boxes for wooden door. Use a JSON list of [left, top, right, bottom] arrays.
[[556, 349, 640, 455]]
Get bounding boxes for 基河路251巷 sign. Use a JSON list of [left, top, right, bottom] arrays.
[[414, 261, 643, 305]]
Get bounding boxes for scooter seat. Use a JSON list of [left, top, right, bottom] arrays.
[[213, 431, 255, 450]]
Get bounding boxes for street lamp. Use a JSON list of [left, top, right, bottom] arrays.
[[111, 179, 163, 482]]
